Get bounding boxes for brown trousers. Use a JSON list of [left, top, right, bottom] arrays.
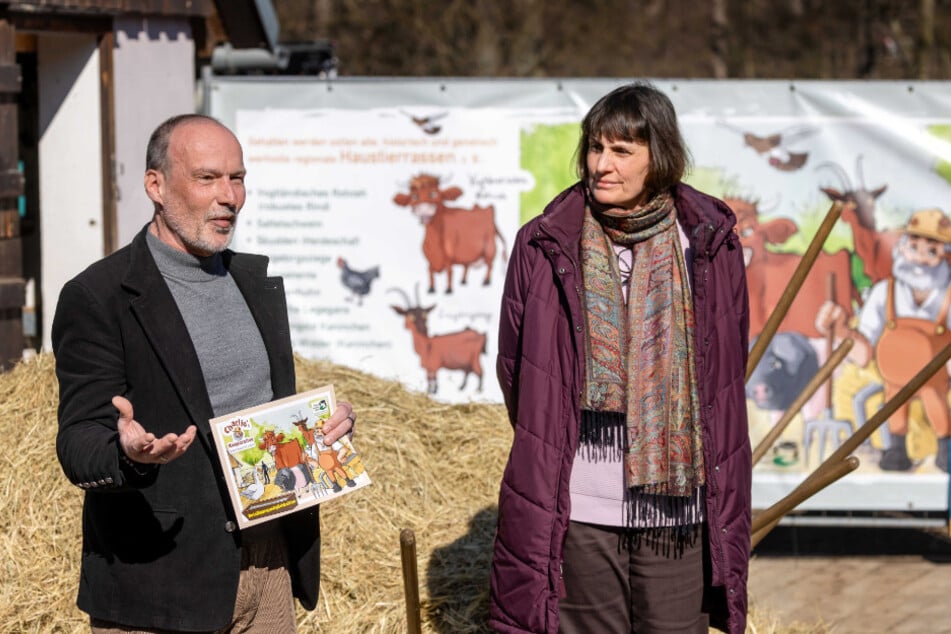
[[90, 530, 296, 634], [558, 520, 709, 634]]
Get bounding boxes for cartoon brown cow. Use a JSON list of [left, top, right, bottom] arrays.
[[393, 173, 507, 294], [727, 196, 855, 340], [258, 428, 315, 492], [258, 429, 305, 470]]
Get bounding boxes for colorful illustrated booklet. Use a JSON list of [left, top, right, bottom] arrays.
[[210, 384, 371, 529]]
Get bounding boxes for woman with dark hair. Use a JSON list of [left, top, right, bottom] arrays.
[[489, 82, 751, 633]]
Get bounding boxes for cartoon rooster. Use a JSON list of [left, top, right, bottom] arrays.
[[337, 257, 380, 306]]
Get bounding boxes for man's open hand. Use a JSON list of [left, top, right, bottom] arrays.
[[114, 395, 197, 465]]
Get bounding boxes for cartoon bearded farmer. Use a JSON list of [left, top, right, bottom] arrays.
[[817, 208, 951, 472]]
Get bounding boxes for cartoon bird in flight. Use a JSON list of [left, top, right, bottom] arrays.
[[717, 121, 819, 172], [400, 110, 447, 135]]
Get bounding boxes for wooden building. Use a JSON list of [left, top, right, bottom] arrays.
[[0, 0, 276, 368]]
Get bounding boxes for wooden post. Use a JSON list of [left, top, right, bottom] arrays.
[[400, 528, 422, 634], [746, 201, 842, 381]]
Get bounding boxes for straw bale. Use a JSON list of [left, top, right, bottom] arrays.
[[0, 352, 822, 633]]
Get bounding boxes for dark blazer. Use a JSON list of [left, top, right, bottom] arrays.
[[53, 225, 320, 631]]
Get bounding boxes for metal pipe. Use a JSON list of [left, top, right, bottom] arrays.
[[746, 201, 843, 381], [751, 337, 853, 466]]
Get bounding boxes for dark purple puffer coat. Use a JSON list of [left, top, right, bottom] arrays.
[[489, 182, 751, 633]]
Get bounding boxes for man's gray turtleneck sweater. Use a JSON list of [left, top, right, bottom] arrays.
[[146, 230, 272, 417]]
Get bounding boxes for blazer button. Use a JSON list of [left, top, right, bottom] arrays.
[[224, 521, 237, 533], [575, 324, 583, 332], [558, 267, 566, 274]]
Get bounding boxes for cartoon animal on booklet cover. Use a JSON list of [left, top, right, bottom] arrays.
[[746, 332, 820, 411], [727, 195, 856, 340], [393, 173, 508, 294], [389, 286, 486, 395], [337, 257, 380, 305], [291, 413, 317, 459], [817, 156, 893, 284], [258, 429, 315, 492]]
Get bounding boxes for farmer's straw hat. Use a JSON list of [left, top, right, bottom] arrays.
[[904, 208, 951, 244]]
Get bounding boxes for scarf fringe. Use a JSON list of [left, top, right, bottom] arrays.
[[623, 488, 703, 533], [578, 410, 625, 461], [579, 410, 703, 532], [622, 523, 702, 558]]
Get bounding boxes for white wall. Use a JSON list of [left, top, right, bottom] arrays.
[[37, 33, 104, 350], [113, 16, 196, 247], [35, 20, 197, 349]]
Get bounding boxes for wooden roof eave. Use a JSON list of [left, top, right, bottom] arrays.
[[0, 1, 213, 19]]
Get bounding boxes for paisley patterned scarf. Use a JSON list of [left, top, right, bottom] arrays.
[[580, 191, 705, 500]]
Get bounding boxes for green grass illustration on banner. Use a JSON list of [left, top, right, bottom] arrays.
[[520, 122, 580, 225], [929, 124, 951, 185]]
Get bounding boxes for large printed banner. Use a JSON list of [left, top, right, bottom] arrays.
[[207, 78, 951, 514]]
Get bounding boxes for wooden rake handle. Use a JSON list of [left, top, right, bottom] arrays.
[[751, 337, 853, 466], [746, 201, 843, 381], [751, 456, 859, 548], [750, 340, 951, 546]]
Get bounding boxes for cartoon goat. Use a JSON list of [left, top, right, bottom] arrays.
[[389, 286, 486, 394], [817, 156, 893, 284]]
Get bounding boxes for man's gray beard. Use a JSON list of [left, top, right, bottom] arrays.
[[892, 253, 951, 292]]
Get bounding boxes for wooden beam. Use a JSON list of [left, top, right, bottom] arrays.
[[2, 12, 113, 33], [0, 169, 23, 198], [0, 18, 23, 365], [0, 62, 19, 92], [99, 30, 116, 254], [2, 1, 212, 17], [0, 275, 23, 308]]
